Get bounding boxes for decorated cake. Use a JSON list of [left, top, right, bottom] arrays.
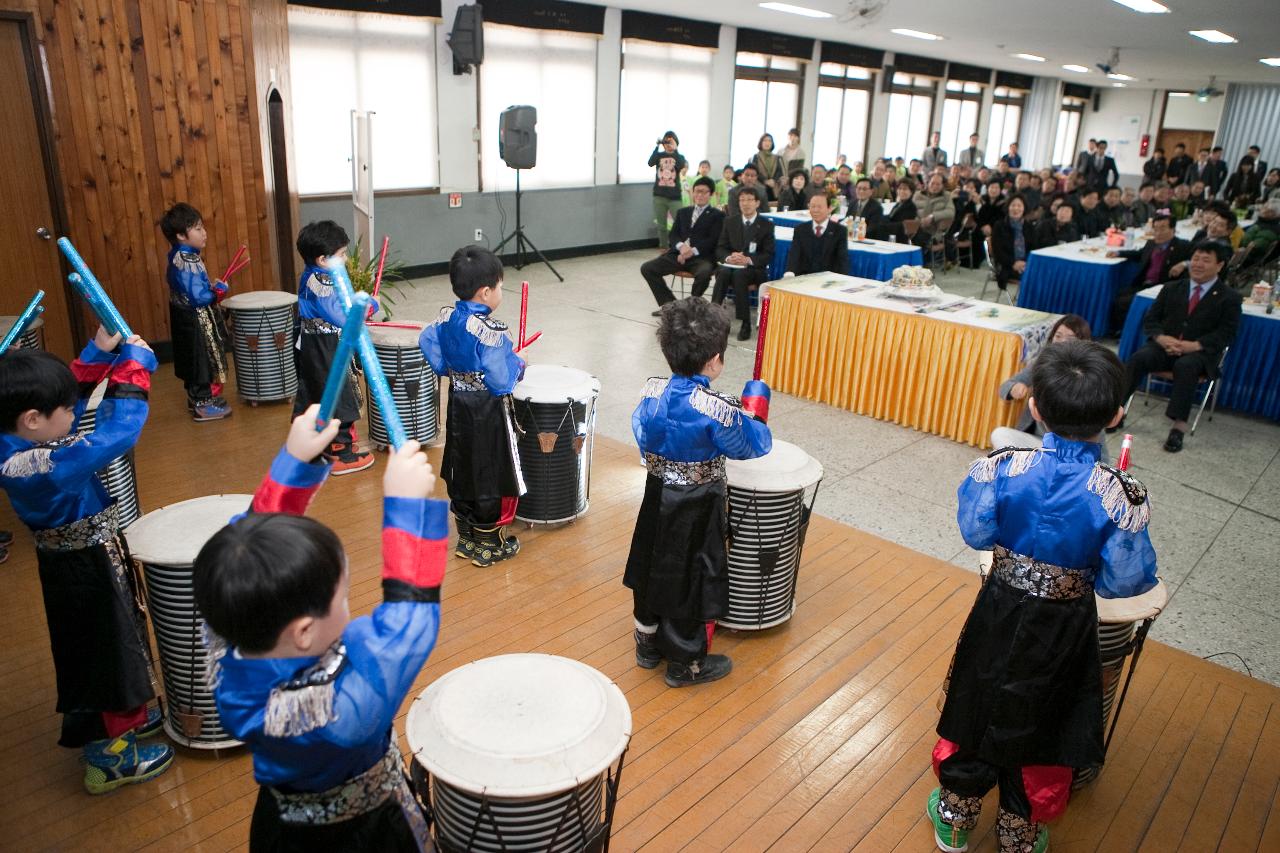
[[885, 265, 943, 298]]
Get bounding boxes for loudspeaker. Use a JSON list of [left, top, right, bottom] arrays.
[[1092, 91, 1101, 112], [448, 4, 484, 75], [499, 105, 537, 169]]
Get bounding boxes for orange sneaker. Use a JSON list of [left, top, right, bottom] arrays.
[[326, 442, 375, 476]]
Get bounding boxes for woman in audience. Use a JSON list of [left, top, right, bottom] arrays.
[[777, 169, 811, 211], [990, 314, 1092, 450], [1264, 168, 1280, 203], [948, 179, 982, 267], [748, 133, 784, 201], [1223, 157, 1262, 207], [868, 178, 918, 241], [1034, 200, 1081, 247], [989, 194, 1031, 293], [975, 180, 1006, 236]]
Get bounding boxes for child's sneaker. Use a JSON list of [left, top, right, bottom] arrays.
[[191, 398, 231, 422], [1031, 826, 1049, 853], [326, 442, 375, 476], [0, 529, 13, 545], [635, 629, 662, 669], [82, 731, 174, 795], [455, 520, 477, 559], [927, 787, 969, 853], [664, 654, 731, 688], [132, 706, 165, 739], [471, 526, 518, 567]]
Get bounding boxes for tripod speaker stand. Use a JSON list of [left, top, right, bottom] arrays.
[[494, 169, 562, 281]]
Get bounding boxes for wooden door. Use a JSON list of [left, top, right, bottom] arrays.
[[0, 16, 75, 359], [1158, 128, 1216, 159]]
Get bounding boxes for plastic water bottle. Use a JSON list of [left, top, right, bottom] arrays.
[[1269, 277, 1277, 315], [889, 233, 897, 243]]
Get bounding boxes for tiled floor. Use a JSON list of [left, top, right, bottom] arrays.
[[387, 247, 1280, 686]]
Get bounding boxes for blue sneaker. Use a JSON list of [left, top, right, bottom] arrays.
[[192, 398, 231, 422], [132, 706, 164, 739], [82, 731, 174, 795]]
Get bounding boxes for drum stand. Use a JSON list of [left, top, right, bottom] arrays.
[[494, 169, 564, 282], [1104, 616, 1155, 753]]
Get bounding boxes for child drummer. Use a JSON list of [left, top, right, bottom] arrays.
[[418, 245, 526, 567], [928, 340, 1158, 853], [625, 298, 772, 687], [194, 408, 445, 850], [0, 326, 173, 793]]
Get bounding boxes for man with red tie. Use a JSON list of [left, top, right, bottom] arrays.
[[785, 193, 849, 277], [1119, 241, 1241, 452]]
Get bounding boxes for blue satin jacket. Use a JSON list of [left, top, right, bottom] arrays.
[[632, 374, 772, 463], [957, 432, 1158, 599], [297, 264, 378, 329], [166, 244, 225, 308], [418, 300, 525, 396]]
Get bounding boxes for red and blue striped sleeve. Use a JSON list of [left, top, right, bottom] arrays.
[[249, 447, 330, 516], [381, 496, 449, 597], [69, 340, 118, 392]]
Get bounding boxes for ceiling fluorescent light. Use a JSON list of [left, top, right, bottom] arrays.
[[758, 2, 833, 18], [891, 28, 943, 41], [1261, 58, 1280, 67], [1112, 82, 1127, 87], [1110, 0, 1169, 13], [1107, 73, 1135, 80], [1189, 30, 1238, 44], [1012, 53, 1046, 62], [1168, 91, 1191, 97], [1062, 64, 1090, 73]]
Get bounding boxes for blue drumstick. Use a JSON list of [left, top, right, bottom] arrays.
[[325, 261, 408, 449], [58, 238, 133, 337], [0, 291, 46, 356], [316, 294, 370, 431]]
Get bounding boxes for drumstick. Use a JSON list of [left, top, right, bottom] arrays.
[[221, 243, 248, 281], [371, 235, 390, 300], [514, 330, 541, 353], [315, 294, 371, 430], [519, 280, 529, 349], [224, 255, 251, 280], [1117, 434, 1133, 471], [368, 321, 421, 329], [752, 293, 771, 381], [58, 238, 133, 337], [0, 291, 45, 356]]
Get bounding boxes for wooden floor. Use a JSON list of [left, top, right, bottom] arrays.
[[1, 373, 1278, 852]]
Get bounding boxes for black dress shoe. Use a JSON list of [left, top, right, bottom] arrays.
[[664, 654, 732, 688], [737, 323, 752, 341], [1105, 415, 1126, 435], [1163, 428, 1185, 453]]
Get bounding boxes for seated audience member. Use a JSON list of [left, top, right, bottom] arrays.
[[1130, 183, 1157, 226], [1223, 157, 1262, 207], [849, 178, 885, 222], [641, 176, 725, 313], [1101, 187, 1129, 229], [786, 194, 849, 277], [1073, 188, 1106, 238], [1000, 142, 1022, 169], [1120, 241, 1241, 453], [1263, 168, 1280, 202], [1168, 184, 1194, 222], [1188, 203, 1243, 251], [975, 180, 1006, 235], [913, 173, 955, 248], [808, 164, 829, 197], [726, 164, 768, 217], [991, 314, 1092, 449], [1035, 202, 1081, 247], [907, 159, 925, 181], [1038, 167, 1059, 194], [711, 189, 775, 341], [869, 178, 918, 242], [947, 180, 982, 267], [1107, 213, 1192, 330], [1013, 172, 1041, 217], [1239, 199, 1280, 255], [990, 194, 1032, 291], [777, 169, 811, 212], [867, 161, 894, 201], [835, 165, 856, 201], [893, 156, 907, 177], [976, 166, 993, 185]]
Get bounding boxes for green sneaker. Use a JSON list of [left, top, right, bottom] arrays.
[[927, 788, 970, 853], [1032, 826, 1049, 853], [82, 731, 175, 795]]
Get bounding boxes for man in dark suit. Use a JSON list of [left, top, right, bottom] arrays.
[[1165, 142, 1193, 185], [711, 189, 775, 340], [1185, 147, 1213, 189], [641, 177, 725, 313], [1074, 139, 1097, 177], [849, 178, 884, 222], [1207, 147, 1228, 196], [1072, 188, 1107, 238], [1247, 145, 1268, 177], [1106, 213, 1192, 330], [786, 194, 849, 278], [1085, 139, 1120, 190], [1120, 240, 1242, 452]]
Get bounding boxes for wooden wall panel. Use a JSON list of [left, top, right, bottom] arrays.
[[0, 0, 294, 346]]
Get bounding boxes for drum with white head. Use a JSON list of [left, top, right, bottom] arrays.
[[76, 402, 141, 528], [0, 313, 45, 351], [511, 365, 601, 524], [222, 290, 298, 403], [126, 494, 252, 749], [407, 653, 631, 852], [367, 321, 438, 449], [721, 440, 824, 630]]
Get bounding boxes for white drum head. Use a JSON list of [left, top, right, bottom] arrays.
[[407, 653, 631, 798], [513, 364, 600, 404], [223, 290, 297, 309], [726, 440, 823, 492], [1096, 577, 1168, 624], [126, 494, 253, 566], [0, 314, 45, 333], [369, 322, 425, 347]]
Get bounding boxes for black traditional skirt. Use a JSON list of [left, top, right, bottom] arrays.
[[441, 384, 523, 505], [35, 505, 156, 747], [293, 330, 362, 424], [623, 468, 730, 622], [170, 303, 228, 387], [938, 548, 1105, 769]]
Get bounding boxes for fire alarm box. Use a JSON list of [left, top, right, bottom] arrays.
[[1140, 134, 1150, 157]]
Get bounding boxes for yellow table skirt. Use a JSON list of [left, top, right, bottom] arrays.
[[761, 288, 1025, 448]]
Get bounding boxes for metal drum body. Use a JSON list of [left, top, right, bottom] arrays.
[[408, 654, 631, 853], [76, 405, 141, 529], [0, 314, 45, 350], [367, 322, 438, 448], [511, 365, 600, 525], [721, 441, 824, 631], [223, 291, 298, 402], [126, 494, 251, 750]]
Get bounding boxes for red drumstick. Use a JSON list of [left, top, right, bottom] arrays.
[[371, 235, 390, 299], [368, 321, 421, 329], [1117, 433, 1133, 471], [515, 330, 541, 353], [752, 293, 771, 381], [519, 280, 529, 349], [221, 243, 248, 281]]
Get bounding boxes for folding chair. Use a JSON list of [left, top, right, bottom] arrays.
[[979, 237, 1016, 305], [1127, 346, 1230, 435], [666, 269, 696, 299]]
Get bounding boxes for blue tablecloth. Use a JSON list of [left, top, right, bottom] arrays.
[[1016, 250, 1138, 337], [762, 211, 810, 228], [770, 235, 922, 282], [1119, 287, 1280, 421]]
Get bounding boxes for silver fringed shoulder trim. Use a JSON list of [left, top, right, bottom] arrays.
[[690, 386, 741, 428], [263, 642, 347, 738], [1087, 463, 1151, 533], [2, 447, 54, 478], [174, 249, 206, 275], [306, 272, 334, 298], [966, 446, 1047, 483], [431, 306, 454, 326], [465, 314, 508, 347], [202, 625, 229, 691], [641, 377, 669, 399]]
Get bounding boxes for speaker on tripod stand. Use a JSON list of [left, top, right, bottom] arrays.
[[494, 105, 563, 281]]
